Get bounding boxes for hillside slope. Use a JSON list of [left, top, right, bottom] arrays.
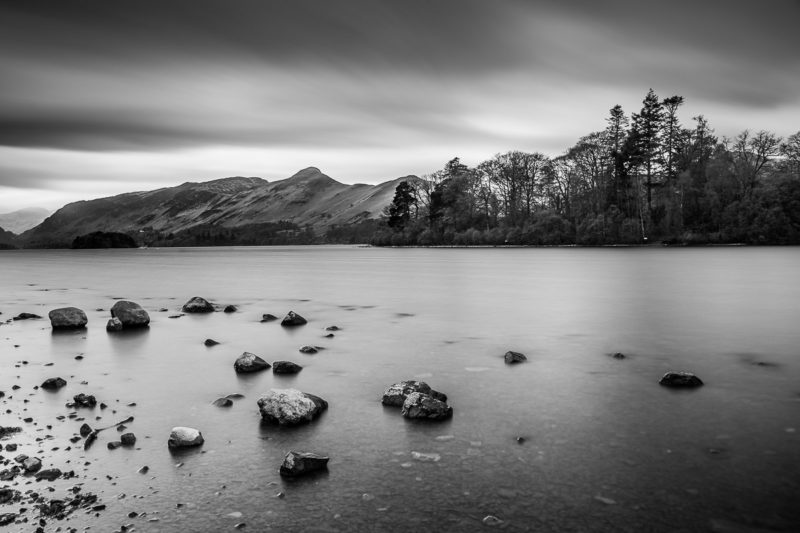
[[20, 168, 414, 247]]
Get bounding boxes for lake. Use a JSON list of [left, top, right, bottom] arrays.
[[1, 246, 799, 532]]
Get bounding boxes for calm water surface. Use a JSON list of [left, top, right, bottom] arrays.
[[1, 246, 799, 532]]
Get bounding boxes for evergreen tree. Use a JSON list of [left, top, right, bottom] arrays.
[[387, 180, 417, 231], [630, 89, 665, 218]]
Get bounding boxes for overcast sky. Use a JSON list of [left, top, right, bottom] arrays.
[[1, 0, 799, 213]]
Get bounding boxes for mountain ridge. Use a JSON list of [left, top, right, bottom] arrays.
[[19, 167, 415, 247]]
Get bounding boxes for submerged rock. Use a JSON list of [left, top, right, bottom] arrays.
[[41, 377, 67, 390], [110, 300, 150, 328], [257, 389, 328, 425], [13, 312, 41, 320], [611, 352, 626, 359], [402, 392, 453, 420], [48, 307, 88, 329], [299, 346, 318, 354], [504, 351, 527, 364], [659, 371, 704, 388], [106, 317, 123, 331], [168, 427, 204, 448], [281, 311, 307, 327], [382, 381, 447, 407], [273, 361, 303, 374], [260, 313, 278, 322], [234, 352, 270, 373], [279, 451, 329, 477], [181, 297, 214, 313], [212, 397, 233, 407], [223, 305, 238, 313]]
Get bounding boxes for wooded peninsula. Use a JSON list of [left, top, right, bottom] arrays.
[[369, 89, 800, 246]]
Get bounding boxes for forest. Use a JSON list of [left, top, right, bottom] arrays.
[[366, 90, 800, 246]]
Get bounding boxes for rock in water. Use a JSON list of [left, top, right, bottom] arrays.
[[106, 317, 123, 331], [257, 389, 328, 425], [234, 352, 270, 373], [110, 300, 150, 328], [73, 393, 97, 407], [223, 305, 237, 313], [120, 433, 136, 446], [299, 346, 318, 354], [382, 381, 447, 406], [41, 377, 67, 390], [281, 311, 307, 327], [402, 392, 453, 420], [204, 338, 220, 347], [23, 457, 42, 473], [272, 361, 303, 374], [659, 371, 704, 388], [13, 312, 41, 320], [35, 468, 62, 481], [181, 296, 214, 313], [260, 313, 278, 322], [48, 307, 88, 329], [167, 427, 204, 448], [279, 451, 329, 477], [212, 397, 233, 407], [504, 351, 527, 364]]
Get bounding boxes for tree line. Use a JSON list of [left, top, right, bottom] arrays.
[[370, 89, 800, 246]]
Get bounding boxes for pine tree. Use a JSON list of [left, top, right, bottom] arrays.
[[630, 88, 665, 217]]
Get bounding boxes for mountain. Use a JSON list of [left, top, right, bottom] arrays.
[[0, 225, 17, 248], [0, 207, 50, 234], [19, 168, 414, 247]]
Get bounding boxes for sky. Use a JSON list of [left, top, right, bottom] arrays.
[[1, 0, 799, 214]]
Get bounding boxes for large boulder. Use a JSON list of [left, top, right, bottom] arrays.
[[402, 392, 453, 420], [110, 300, 150, 328], [280, 451, 329, 477], [181, 297, 214, 313], [48, 307, 87, 329], [234, 352, 270, 373], [257, 389, 328, 425], [659, 371, 704, 388], [382, 381, 447, 407], [167, 427, 204, 448], [281, 311, 307, 327]]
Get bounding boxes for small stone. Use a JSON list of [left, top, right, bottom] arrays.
[[120, 433, 136, 446], [79, 423, 93, 437], [223, 305, 237, 313], [41, 377, 67, 390], [107, 441, 122, 450], [504, 351, 527, 364], [279, 451, 329, 477], [281, 311, 307, 327], [106, 318, 123, 332], [168, 427, 204, 448], [23, 457, 42, 473], [73, 393, 97, 407], [212, 397, 233, 408], [299, 346, 318, 354], [35, 469, 62, 481], [260, 314, 277, 322], [204, 338, 220, 347], [482, 515, 503, 526], [137, 466, 149, 474], [234, 352, 270, 373], [611, 352, 626, 359], [659, 371, 704, 388], [325, 326, 340, 331], [272, 361, 303, 374], [594, 495, 616, 505], [181, 297, 214, 313]]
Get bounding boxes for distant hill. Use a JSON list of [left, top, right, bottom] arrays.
[[0, 207, 50, 234], [19, 168, 415, 247], [0, 225, 17, 248]]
